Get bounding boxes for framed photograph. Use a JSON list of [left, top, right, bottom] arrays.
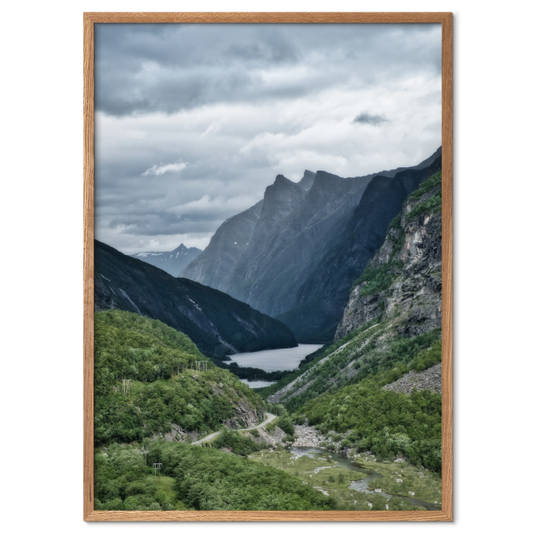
[[84, 12, 452, 522]]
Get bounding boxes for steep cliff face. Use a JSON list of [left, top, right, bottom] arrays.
[[279, 156, 442, 341], [227, 170, 372, 318], [336, 170, 442, 340], [180, 200, 263, 291]]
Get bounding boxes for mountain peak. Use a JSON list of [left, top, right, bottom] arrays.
[[298, 170, 316, 191], [274, 174, 291, 185]]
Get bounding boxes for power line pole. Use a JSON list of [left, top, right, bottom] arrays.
[[153, 463, 162, 483], [140, 448, 148, 465]]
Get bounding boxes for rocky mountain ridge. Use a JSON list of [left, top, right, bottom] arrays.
[[279, 155, 442, 341], [181, 148, 442, 342], [131, 243, 202, 277]]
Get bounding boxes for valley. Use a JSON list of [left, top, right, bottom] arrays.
[[93, 153, 444, 512]]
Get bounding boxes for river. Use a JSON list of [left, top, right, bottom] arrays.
[[290, 447, 441, 511], [228, 344, 323, 388]]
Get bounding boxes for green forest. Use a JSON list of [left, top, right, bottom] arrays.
[[94, 311, 263, 445], [94, 308, 442, 511], [95, 441, 338, 511]]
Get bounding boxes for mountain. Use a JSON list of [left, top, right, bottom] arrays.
[[180, 200, 263, 291], [181, 148, 442, 342], [130, 243, 202, 277], [261, 169, 443, 472], [335, 169, 443, 340], [94, 240, 297, 359], [181, 168, 372, 318], [278, 155, 442, 341]]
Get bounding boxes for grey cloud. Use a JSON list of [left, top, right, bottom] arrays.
[[353, 112, 389, 126], [95, 23, 441, 117], [108, 214, 223, 237], [94, 23, 442, 253]]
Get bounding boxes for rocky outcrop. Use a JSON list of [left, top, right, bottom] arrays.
[[246, 426, 288, 448], [383, 363, 442, 394], [335, 170, 442, 340], [224, 400, 264, 429], [292, 425, 326, 448], [284, 155, 442, 342], [163, 424, 201, 443]]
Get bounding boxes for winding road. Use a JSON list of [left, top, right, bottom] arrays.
[[191, 412, 277, 445]]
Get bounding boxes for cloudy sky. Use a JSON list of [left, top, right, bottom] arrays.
[[95, 23, 441, 254]]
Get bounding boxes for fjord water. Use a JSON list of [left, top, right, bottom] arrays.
[[228, 344, 323, 372]]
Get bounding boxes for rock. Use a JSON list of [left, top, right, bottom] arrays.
[[375, 488, 382, 493], [335, 159, 442, 341], [396, 479, 403, 483], [383, 363, 442, 394]]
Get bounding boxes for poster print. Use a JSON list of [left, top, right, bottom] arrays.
[[84, 12, 452, 521]]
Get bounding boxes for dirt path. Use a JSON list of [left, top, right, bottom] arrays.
[[191, 412, 277, 445]]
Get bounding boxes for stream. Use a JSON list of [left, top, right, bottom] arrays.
[[290, 447, 441, 511]]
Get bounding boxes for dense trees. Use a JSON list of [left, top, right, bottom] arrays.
[[94, 310, 264, 446], [298, 386, 442, 472], [148, 441, 338, 511], [95, 439, 340, 511]]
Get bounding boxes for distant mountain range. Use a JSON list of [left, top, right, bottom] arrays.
[[181, 148, 442, 342], [95, 240, 297, 359], [130, 244, 202, 277]]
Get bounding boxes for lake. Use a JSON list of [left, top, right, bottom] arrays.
[[230, 344, 323, 389]]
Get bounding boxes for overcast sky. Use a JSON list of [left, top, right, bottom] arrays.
[[95, 23, 441, 254]]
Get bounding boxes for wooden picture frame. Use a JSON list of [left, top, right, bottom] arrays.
[[84, 12, 452, 522]]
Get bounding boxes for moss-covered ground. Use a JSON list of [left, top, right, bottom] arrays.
[[355, 458, 442, 506], [249, 449, 434, 510]]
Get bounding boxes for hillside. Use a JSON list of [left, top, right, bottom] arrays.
[[94, 310, 266, 446], [94, 240, 297, 360], [336, 169, 443, 339], [94, 310, 342, 512]]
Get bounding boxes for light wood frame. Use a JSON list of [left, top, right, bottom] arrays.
[[84, 12, 453, 522]]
